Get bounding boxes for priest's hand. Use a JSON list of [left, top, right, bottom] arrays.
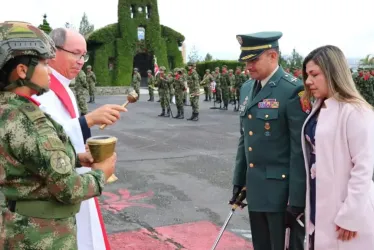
[[78, 152, 94, 167], [92, 153, 117, 181], [85, 104, 127, 128]]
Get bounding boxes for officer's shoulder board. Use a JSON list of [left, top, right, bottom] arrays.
[[19, 103, 46, 122], [281, 73, 300, 86]]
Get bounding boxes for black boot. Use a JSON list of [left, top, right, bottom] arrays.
[[178, 108, 184, 119], [191, 112, 199, 121], [174, 110, 180, 119], [187, 112, 195, 121], [164, 108, 170, 117], [158, 109, 165, 116]]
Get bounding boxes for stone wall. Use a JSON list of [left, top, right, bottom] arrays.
[[70, 86, 132, 96]]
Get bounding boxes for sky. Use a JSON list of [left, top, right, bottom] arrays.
[[2, 0, 374, 62]]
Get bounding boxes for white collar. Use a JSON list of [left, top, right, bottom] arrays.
[[50, 67, 71, 87], [261, 65, 279, 87]]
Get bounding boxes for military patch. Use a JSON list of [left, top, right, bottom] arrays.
[[50, 151, 71, 174], [236, 36, 243, 45], [42, 136, 65, 151], [300, 98, 311, 114]]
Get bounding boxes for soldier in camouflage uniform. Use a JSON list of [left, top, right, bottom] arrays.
[[155, 66, 171, 117], [168, 71, 175, 104], [187, 62, 200, 121], [131, 68, 141, 100], [228, 69, 237, 109], [75, 69, 88, 115], [86, 65, 96, 103], [147, 69, 155, 102], [213, 67, 222, 105], [173, 68, 185, 119], [202, 69, 213, 101], [0, 21, 116, 249], [234, 66, 246, 111], [220, 65, 230, 110]]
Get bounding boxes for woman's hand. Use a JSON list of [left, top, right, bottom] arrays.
[[336, 225, 357, 241], [78, 152, 94, 167]]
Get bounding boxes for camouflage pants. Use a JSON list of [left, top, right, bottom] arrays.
[[203, 86, 211, 100], [221, 86, 229, 105], [148, 86, 154, 98], [88, 83, 95, 98], [160, 89, 170, 110], [215, 87, 222, 102], [0, 209, 78, 249], [76, 91, 88, 114], [175, 89, 184, 111], [236, 88, 241, 103], [190, 95, 199, 113], [132, 83, 140, 99]]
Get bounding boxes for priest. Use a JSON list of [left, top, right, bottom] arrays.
[[33, 28, 126, 250]]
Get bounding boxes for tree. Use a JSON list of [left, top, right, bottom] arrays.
[[79, 12, 95, 38], [359, 54, 374, 67], [188, 45, 202, 63], [204, 53, 213, 62], [38, 14, 52, 34], [287, 48, 303, 70], [65, 22, 76, 30]]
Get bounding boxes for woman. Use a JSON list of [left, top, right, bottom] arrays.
[[301, 45, 374, 249], [0, 21, 117, 249]]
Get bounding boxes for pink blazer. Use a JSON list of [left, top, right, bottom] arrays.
[[301, 98, 374, 250]]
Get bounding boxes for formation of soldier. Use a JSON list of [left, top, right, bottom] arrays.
[[144, 63, 251, 120]]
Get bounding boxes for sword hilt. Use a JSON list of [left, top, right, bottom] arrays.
[[231, 187, 247, 210]]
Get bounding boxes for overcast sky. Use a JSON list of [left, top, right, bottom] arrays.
[[2, 0, 374, 61]]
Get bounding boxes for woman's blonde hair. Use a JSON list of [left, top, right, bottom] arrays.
[[302, 45, 371, 108]]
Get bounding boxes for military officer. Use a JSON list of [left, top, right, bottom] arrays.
[[230, 32, 308, 250]]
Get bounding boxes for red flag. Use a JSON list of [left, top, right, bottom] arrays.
[[154, 56, 159, 76]]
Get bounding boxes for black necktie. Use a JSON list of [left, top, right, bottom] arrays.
[[254, 80, 262, 96]]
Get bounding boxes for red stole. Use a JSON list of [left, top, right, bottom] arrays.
[[49, 74, 77, 119]]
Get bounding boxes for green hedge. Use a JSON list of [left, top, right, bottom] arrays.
[[87, 0, 184, 86], [191, 60, 246, 77]]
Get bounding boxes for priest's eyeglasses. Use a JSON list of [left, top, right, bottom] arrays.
[[56, 46, 89, 62]]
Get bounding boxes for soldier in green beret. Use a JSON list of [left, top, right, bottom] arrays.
[[230, 31, 308, 250]]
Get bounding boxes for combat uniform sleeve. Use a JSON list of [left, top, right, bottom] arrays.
[[286, 85, 308, 207], [9, 109, 105, 205]]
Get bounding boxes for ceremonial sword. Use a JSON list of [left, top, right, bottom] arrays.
[[211, 187, 247, 250]]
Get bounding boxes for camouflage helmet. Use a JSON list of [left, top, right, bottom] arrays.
[[0, 21, 56, 94], [0, 21, 56, 70]]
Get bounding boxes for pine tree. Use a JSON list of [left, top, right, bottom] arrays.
[[38, 14, 52, 34]]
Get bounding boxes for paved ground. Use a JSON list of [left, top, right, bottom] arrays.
[[89, 89, 253, 249]]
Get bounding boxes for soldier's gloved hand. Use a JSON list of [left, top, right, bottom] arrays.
[[228, 185, 243, 205]]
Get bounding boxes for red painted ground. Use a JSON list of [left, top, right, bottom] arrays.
[[109, 220, 253, 250]]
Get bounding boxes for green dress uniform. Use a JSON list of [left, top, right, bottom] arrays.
[[232, 32, 309, 250]]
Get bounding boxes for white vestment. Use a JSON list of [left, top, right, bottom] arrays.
[[33, 68, 108, 250]]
